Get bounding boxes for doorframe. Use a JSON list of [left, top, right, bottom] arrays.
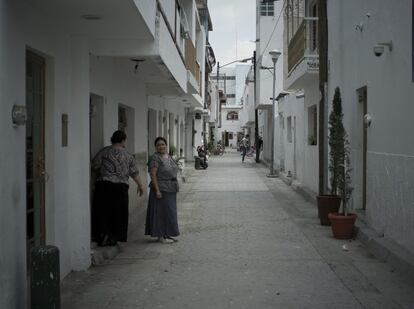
[[26, 49, 46, 249], [357, 86, 367, 210]]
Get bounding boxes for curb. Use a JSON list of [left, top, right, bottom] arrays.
[[355, 221, 414, 279], [278, 172, 317, 204]]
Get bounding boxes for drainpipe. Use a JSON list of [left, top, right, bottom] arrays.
[[318, 0, 328, 195]]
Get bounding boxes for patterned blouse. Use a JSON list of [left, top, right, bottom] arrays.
[[148, 153, 179, 192], [92, 146, 139, 185]]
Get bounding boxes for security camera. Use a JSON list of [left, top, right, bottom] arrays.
[[373, 44, 384, 57], [373, 41, 393, 57]]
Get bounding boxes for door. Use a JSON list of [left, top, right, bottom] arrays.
[[26, 50, 46, 253], [356, 87, 367, 210], [90, 94, 104, 160], [361, 88, 367, 210]]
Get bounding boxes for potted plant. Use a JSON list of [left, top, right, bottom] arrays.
[[326, 87, 357, 238], [328, 139, 357, 239], [317, 87, 343, 225]]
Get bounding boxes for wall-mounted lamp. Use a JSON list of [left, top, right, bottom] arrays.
[[373, 41, 393, 57], [363, 114, 372, 128], [12, 104, 27, 126], [295, 91, 305, 99], [130, 58, 145, 73]]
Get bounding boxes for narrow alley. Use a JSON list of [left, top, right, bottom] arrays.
[[61, 151, 414, 309]]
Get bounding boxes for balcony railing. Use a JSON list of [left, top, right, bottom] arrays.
[[185, 37, 201, 87], [287, 17, 318, 73]]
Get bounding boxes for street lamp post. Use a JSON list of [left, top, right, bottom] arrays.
[[267, 49, 281, 177]]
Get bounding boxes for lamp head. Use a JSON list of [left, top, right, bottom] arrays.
[[269, 49, 281, 63]]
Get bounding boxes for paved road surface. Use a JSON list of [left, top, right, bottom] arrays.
[[62, 150, 414, 309]]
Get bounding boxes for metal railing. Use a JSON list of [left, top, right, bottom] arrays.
[[287, 17, 318, 73]]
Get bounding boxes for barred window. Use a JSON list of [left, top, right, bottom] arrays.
[[260, 1, 274, 16], [227, 111, 239, 120]]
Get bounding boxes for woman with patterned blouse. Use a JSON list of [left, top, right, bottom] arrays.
[[92, 130, 144, 246], [145, 137, 180, 244]]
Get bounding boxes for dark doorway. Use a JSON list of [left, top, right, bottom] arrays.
[[26, 50, 46, 251]]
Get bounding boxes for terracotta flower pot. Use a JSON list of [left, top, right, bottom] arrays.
[[328, 212, 357, 239], [317, 195, 341, 226]]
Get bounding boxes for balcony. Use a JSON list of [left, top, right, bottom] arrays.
[[286, 17, 319, 90], [185, 37, 201, 94]]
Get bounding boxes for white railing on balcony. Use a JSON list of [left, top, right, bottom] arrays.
[[287, 17, 318, 73]]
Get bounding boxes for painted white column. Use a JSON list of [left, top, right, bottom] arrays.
[[67, 35, 91, 270]]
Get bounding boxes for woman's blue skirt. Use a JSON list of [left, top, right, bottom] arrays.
[[145, 190, 179, 237]]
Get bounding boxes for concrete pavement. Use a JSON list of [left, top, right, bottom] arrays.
[[61, 150, 414, 309]]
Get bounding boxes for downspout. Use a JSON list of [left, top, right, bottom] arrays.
[[318, 0, 328, 195]]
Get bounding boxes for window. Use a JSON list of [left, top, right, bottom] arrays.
[[118, 106, 127, 131], [260, 1, 274, 16], [226, 94, 235, 98], [286, 116, 292, 142], [307, 105, 317, 145], [227, 111, 239, 120]]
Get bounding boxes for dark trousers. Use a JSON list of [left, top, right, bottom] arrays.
[[92, 181, 129, 243], [241, 146, 247, 162]]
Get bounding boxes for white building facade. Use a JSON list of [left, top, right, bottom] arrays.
[[0, 0, 213, 307], [255, 0, 285, 164], [328, 0, 414, 255], [215, 63, 252, 147], [271, 0, 320, 194]]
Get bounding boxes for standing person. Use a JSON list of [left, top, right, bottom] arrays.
[[240, 134, 249, 162], [145, 137, 180, 244], [255, 135, 263, 162], [91, 130, 144, 246]]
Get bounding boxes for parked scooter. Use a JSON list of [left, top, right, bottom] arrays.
[[195, 146, 208, 169]]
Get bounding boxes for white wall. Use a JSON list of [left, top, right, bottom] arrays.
[[219, 108, 243, 148], [0, 2, 92, 307], [147, 96, 187, 155], [235, 64, 253, 105], [328, 0, 414, 253], [158, 17, 188, 93], [133, 0, 157, 38], [278, 88, 318, 193], [256, 0, 285, 164], [90, 56, 149, 215]]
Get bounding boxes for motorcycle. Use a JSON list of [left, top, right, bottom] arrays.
[[195, 146, 208, 169]]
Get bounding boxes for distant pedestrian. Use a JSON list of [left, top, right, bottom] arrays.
[[92, 130, 145, 246], [240, 134, 249, 162], [255, 135, 263, 162], [145, 137, 180, 244]]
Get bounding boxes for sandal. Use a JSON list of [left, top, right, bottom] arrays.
[[166, 237, 178, 242], [158, 237, 174, 244]]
